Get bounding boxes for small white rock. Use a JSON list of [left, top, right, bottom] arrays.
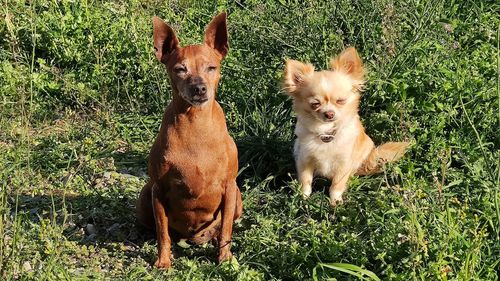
[[103, 172, 111, 179], [22, 261, 32, 272]]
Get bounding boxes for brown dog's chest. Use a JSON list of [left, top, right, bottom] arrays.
[[162, 166, 225, 237], [163, 147, 227, 198], [163, 126, 228, 181], [154, 129, 230, 237]]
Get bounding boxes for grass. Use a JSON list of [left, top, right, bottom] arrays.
[[0, 0, 498, 280]]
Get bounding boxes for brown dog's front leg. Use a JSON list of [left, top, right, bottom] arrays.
[[152, 183, 172, 268], [217, 181, 238, 263]]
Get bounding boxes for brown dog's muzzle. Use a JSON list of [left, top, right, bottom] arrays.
[[189, 76, 209, 103], [191, 83, 207, 97]]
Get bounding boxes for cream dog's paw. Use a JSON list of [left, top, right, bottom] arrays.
[[330, 191, 344, 206]]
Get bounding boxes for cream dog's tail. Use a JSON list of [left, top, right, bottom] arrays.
[[356, 142, 410, 176]]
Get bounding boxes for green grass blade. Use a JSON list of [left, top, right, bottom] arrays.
[[317, 263, 381, 281]]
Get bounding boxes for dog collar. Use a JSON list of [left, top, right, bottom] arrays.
[[319, 134, 334, 143], [319, 129, 336, 143]]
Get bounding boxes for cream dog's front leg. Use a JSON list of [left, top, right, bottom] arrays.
[[296, 155, 315, 198], [329, 166, 351, 206]]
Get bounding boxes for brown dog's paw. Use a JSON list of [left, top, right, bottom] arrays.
[[154, 258, 172, 269], [217, 249, 233, 264]]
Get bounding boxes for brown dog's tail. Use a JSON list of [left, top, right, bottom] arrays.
[[356, 142, 410, 176]]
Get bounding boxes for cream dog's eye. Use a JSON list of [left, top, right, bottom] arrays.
[[310, 101, 321, 109], [336, 99, 346, 105], [207, 65, 217, 72]]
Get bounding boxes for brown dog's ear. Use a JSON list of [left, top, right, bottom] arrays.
[[283, 59, 315, 95], [153, 16, 179, 63], [330, 47, 364, 81], [204, 12, 229, 58]]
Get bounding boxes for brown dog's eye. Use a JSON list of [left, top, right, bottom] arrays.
[[174, 65, 187, 73], [310, 101, 321, 109], [336, 99, 346, 105], [207, 66, 217, 72]]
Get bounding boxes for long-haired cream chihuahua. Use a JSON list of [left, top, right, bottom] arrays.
[[283, 47, 409, 206]]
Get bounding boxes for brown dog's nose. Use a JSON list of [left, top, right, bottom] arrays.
[[324, 111, 335, 120], [192, 84, 207, 96]]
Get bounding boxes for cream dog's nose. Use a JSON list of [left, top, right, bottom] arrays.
[[324, 111, 335, 120]]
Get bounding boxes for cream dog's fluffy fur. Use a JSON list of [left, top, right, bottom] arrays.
[[283, 47, 409, 206]]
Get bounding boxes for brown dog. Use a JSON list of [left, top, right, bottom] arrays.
[[136, 13, 243, 269]]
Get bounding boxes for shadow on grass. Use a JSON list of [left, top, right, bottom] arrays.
[[14, 191, 145, 240], [13, 189, 251, 266], [236, 136, 295, 188], [12, 190, 159, 265], [103, 149, 148, 176]]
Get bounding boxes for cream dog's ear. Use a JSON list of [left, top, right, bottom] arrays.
[[330, 47, 364, 79], [330, 47, 365, 91], [283, 59, 315, 96]]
